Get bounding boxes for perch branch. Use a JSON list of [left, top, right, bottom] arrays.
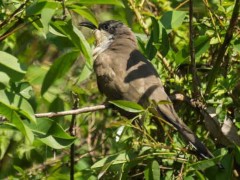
[[35, 104, 107, 118]]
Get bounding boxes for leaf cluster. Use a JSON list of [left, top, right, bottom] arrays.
[[0, 0, 239, 179]]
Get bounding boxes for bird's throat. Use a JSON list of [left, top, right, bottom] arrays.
[[93, 38, 113, 60]]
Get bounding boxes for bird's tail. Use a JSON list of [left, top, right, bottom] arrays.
[[156, 105, 214, 159], [155, 104, 224, 169]]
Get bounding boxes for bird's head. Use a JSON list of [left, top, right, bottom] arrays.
[[80, 20, 136, 46]]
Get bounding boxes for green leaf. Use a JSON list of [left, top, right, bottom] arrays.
[[67, 0, 124, 7], [234, 145, 240, 165], [146, 17, 169, 59], [195, 36, 210, 58], [0, 103, 34, 143], [159, 26, 169, 57], [0, 72, 10, 88], [0, 90, 36, 123], [68, 5, 98, 26], [109, 100, 144, 113], [51, 21, 92, 65], [28, 118, 75, 140], [146, 32, 158, 60], [92, 152, 132, 169], [26, 0, 60, 16], [233, 39, 240, 52], [41, 8, 56, 35], [189, 149, 226, 171], [152, 160, 160, 180], [160, 11, 187, 31], [144, 160, 160, 180], [77, 64, 93, 83], [38, 136, 74, 149], [174, 46, 189, 66], [146, 17, 159, 60], [26, 118, 76, 149], [15, 82, 33, 100], [41, 51, 80, 95], [215, 153, 233, 180], [0, 51, 26, 82]]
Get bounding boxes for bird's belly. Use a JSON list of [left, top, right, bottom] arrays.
[[94, 62, 123, 99]]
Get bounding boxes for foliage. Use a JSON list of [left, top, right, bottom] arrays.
[[0, 0, 239, 179]]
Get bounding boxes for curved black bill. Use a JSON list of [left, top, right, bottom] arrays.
[[79, 21, 97, 30]]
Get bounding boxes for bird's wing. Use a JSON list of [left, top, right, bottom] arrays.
[[117, 50, 214, 159]]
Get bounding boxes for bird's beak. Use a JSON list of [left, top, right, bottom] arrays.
[[79, 21, 97, 30]]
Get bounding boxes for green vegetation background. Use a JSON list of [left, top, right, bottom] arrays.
[[0, 0, 239, 179]]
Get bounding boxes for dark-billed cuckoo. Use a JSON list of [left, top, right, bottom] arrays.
[[80, 20, 216, 161]]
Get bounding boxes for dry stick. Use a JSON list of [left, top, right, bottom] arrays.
[[35, 105, 106, 118], [189, 0, 201, 98], [175, 0, 189, 10], [206, 0, 239, 94]]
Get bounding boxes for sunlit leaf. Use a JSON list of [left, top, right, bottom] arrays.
[[68, 5, 98, 26], [92, 152, 133, 169], [145, 160, 161, 180], [51, 20, 93, 66], [41, 8, 56, 36], [26, 0, 60, 16], [195, 36, 210, 58], [160, 11, 187, 30], [0, 51, 26, 82], [0, 90, 36, 123], [26, 118, 76, 149], [38, 135, 74, 149], [109, 100, 144, 113], [67, 0, 124, 7], [0, 103, 34, 143], [41, 50, 80, 95]]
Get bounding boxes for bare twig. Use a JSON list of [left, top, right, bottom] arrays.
[[157, 52, 175, 77], [189, 0, 201, 98], [202, 0, 222, 42], [175, 0, 189, 10], [0, 17, 40, 42], [206, 0, 239, 94], [35, 105, 107, 118], [128, 0, 149, 34], [170, 93, 240, 146]]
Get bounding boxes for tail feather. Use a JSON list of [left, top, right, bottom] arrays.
[[156, 105, 214, 159]]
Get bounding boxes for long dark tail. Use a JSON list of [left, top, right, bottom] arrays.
[[156, 105, 224, 169], [156, 105, 214, 159]]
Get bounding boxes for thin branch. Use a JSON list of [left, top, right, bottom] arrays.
[[157, 52, 175, 77], [128, 0, 149, 34], [35, 105, 107, 118], [0, 17, 40, 42], [170, 93, 240, 147], [69, 93, 78, 180], [202, 0, 222, 42], [175, 0, 189, 10], [206, 0, 239, 94], [189, 0, 201, 98], [0, 0, 30, 29]]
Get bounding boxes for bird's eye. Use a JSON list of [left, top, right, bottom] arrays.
[[102, 24, 109, 30]]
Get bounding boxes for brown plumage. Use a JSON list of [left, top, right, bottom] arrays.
[[80, 20, 215, 160]]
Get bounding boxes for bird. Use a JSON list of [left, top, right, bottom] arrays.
[[80, 20, 216, 161]]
